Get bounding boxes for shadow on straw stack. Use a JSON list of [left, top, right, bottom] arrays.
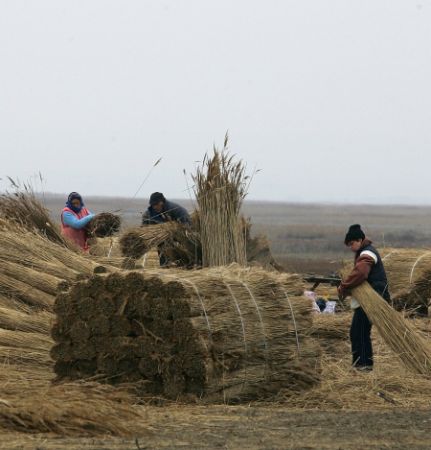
[[341, 267, 431, 376]]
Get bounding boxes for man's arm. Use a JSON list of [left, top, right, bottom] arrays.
[[338, 253, 376, 298], [173, 204, 191, 225]]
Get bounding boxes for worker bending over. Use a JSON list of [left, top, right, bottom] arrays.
[[142, 192, 190, 225]]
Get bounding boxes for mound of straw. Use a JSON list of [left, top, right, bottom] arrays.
[[193, 136, 247, 267], [341, 268, 431, 376], [87, 212, 122, 238], [51, 267, 319, 403], [0, 185, 70, 247], [381, 248, 431, 314], [0, 377, 140, 436], [120, 223, 201, 268]]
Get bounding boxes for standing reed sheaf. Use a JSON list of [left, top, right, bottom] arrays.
[[193, 136, 248, 267]]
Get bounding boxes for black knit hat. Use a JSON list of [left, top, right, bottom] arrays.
[[149, 192, 166, 206], [344, 224, 365, 245]]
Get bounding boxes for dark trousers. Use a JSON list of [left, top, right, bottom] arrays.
[[350, 307, 373, 367]]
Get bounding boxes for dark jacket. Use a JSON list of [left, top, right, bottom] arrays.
[[142, 200, 191, 225], [340, 238, 391, 301]]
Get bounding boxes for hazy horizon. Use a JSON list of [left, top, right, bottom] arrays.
[[1, 1, 430, 204]]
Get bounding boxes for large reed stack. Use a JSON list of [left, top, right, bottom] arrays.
[[193, 136, 247, 267], [51, 268, 320, 403]]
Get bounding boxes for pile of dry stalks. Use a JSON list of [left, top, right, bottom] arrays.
[[119, 222, 201, 267], [51, 267, 320, 403], [193, 136, 247, 267], [382, 248, 431, 314], [0, 185, 70, 247], [87, 212, 122, 238]]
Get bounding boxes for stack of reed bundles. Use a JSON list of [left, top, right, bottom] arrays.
[[51, 267, 320, 403], [382, 248, 431, 314]]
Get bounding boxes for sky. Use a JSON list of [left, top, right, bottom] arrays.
[[0, 0, 430, 204]]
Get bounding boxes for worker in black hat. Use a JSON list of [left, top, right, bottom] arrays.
[[338, 224, 391, 371], [141, 193, 191, 266], [142, 192, 191, 226]]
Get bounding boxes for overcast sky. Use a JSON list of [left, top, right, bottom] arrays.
[[1, 0, 430, 203]]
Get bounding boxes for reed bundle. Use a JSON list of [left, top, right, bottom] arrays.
[[341, 268, 431, 376], [0, 329, 53, 367], [0, 259, 61, 296], [120, 223, 201, 267], [51, 268, 320, 403], [0, 227, 108, 277], [0, 296, 53, 334], [193, 139, 247, 267], [0, 187, 69, 247], [87, 212, 122, 238], [381, 248, 431, 314], [120, 223, 183, 259], [0, 272, 54, 308], [0, 380, 140, 436]]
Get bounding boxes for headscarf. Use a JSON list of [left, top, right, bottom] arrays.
[[66, 192, 84, 214]]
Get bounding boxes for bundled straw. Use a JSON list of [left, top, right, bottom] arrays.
[[341, 268, 431, 376], [0, 380, 141, 436], [381, 248, 431, 314], [120, 223, 201, 267], [0, 296, 53, 334], [0, 184, 70, 247], [87, 212, 121, 238], [193, 135, 247, 267], [52, 267, 320, 403], [120, 223, 182, 259]]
